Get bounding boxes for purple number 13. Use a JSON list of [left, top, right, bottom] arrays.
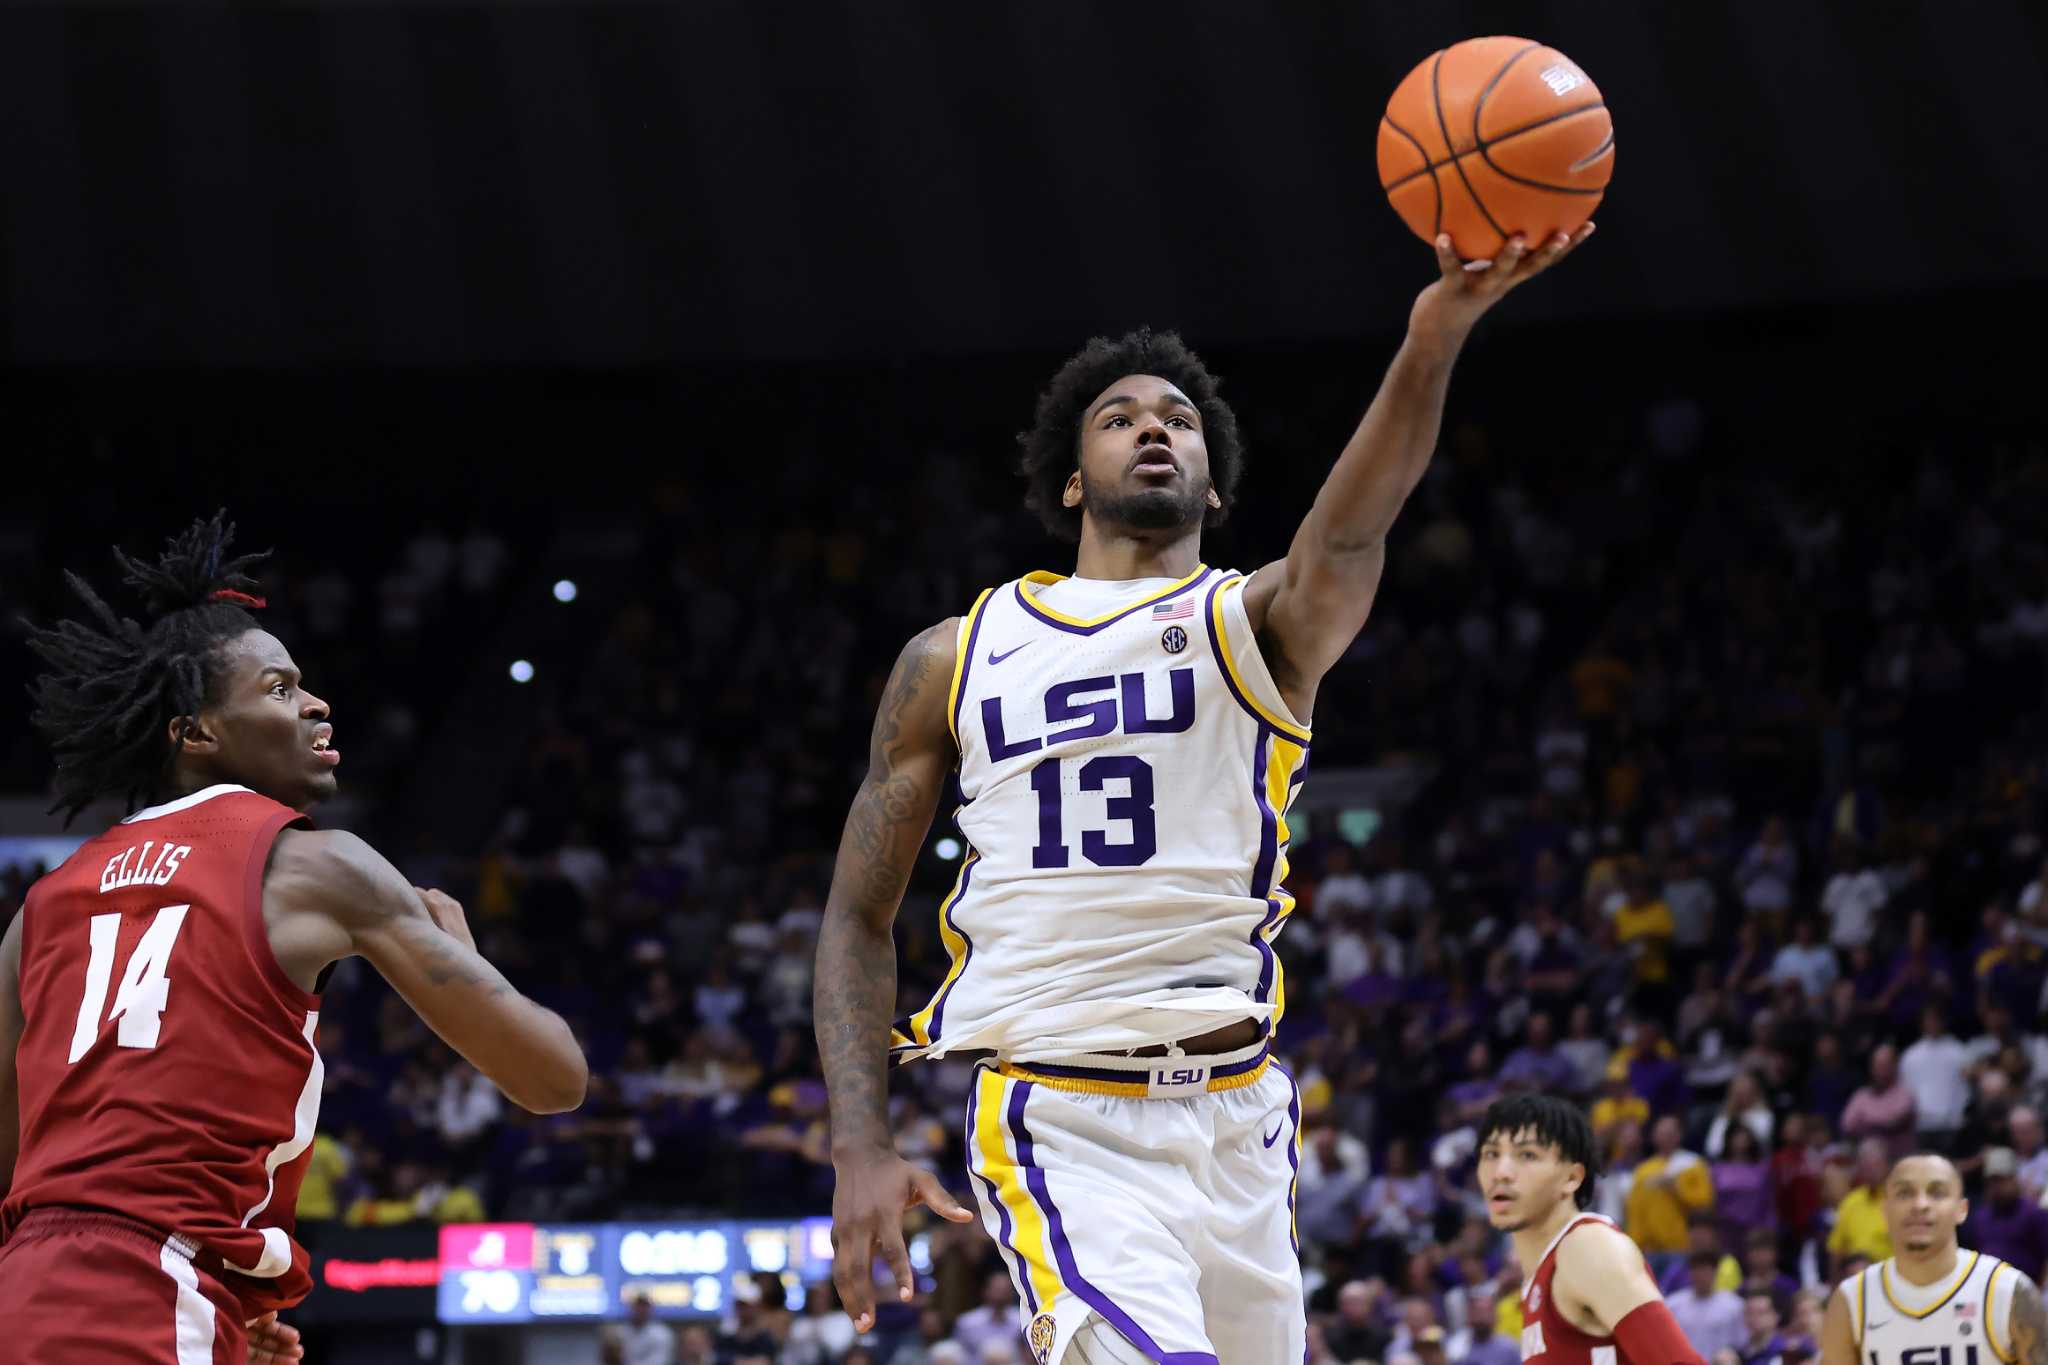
[[1028, 755, 1157, 868]]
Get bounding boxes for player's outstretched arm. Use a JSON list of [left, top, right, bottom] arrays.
[[0, 913, 22, 1198], [1554, 1221, 1707, 1365], [1818, 1280, 1859, 1365], [2012, 1275, 2048, 1365], [262, 828, 588, 1113], [816, 619, 975, 1333], [1241, 224, 1595, 714]]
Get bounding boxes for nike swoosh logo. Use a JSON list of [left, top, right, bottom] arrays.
[[1263, 1123, 1286, 1148], [988, 642, 1032, 666], [1868, 1321, 1890, 1332]]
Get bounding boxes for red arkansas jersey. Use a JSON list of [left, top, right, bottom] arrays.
[[3, 783, 323, 1316], [1521, 1212, 1627, 1365]]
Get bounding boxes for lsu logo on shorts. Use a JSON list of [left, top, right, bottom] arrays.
[[1029, 1311, 1059, 1364]]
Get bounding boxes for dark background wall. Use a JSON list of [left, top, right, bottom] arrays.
[[4, 0, 2044, 368]]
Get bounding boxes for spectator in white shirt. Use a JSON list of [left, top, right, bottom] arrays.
[[1666, 1253, 1746, 1359], [1821, 842, 1888, 951], [606, 1295, 676, 1365], [1736, 817, 1799, 917], [1317, 843, 1376, 918], [1899, 1005, 1972, 1141], [1768, 918, 1839, 1001]]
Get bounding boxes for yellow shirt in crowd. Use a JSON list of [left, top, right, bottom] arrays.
[[1625, 1151, 1714, 1253]]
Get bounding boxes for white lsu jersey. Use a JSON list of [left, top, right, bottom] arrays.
[[1844, 1250, 2031, 1365], [891, 563, 1312, 1064]]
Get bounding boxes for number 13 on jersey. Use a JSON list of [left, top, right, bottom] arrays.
[[1028, 755, 1158, 868]]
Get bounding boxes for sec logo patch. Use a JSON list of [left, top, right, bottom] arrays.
[[1161, 625, 1188, 653], [1028, 1311, 1058, 1363]]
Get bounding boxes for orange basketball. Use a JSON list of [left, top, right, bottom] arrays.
[[1377, 37, 1614, 260]]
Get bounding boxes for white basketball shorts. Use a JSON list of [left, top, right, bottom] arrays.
[[961, 1040, 1306, 1365]]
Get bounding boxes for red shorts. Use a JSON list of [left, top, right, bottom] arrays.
[[0, 1208, 249, 1364]]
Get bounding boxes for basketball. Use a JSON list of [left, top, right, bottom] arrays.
[[1378, 37, 1615, 260]]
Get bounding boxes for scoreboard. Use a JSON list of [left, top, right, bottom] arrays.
[[436, 1218, 841, 1324]]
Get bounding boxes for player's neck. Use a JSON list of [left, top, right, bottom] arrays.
[[1511, 1200, 1585, 1274], [1891, 1242, 1961, 1286], [1071, 521, 1202, 582]]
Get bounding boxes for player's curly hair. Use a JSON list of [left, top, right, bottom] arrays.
[[1480, 1093, 1602, 1209], [24, 510, 272, 824], [1017, 327, 1245, 541]]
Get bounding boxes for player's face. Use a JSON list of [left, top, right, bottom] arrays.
[[1882, 1156, 1968, 1255], [183, 629, 339, 809], [1069, 374, 1218, 537], [1476, 1127, 1582, 1233]]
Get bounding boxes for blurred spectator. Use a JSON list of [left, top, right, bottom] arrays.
[[1627, 1116, 1715, 1257], [1326, 1279, 1392, 1363], [676, 1323, 716, 1365], [605, 1294, 675, 1365], [1711, 1126, 1775, 1246], [2010, 1107, 2048, 1203], [1447, 1291, 1518, 1365], [788, 1284, 859, 1364], [1705, 1074, 1776, 1159], [1839, 1046, 1917, 1162], [1299, 1123, 1372, 1249], [1965, 1148, 2048, 1285], [1740, 1226, 1798, 1305], [888, 1308, 959, 1365], [1735, 819, 1798, 919], [1499, 1013, 1579, 1095], [1737, 1290, 1797, 1365], [1820, 843, 1886, 952], [1667, 1251, 1745, 1359], [949, 1273, 1020, 1362], [1899, 1006, 1971, 1150], [1768, 920, 1838, 1003], [1826, 1140, 1895, 1274]]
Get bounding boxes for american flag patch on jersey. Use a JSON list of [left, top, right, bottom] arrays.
[[1153, 598, 1196, 621], [1956, 1304, 1976, 1319]]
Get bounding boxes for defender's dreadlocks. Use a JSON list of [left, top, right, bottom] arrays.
[[24, 510, 273, 824], [1017, 327, 1246, 541]]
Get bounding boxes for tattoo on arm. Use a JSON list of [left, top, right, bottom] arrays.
[[2012, 1276, 2047, 1365], [396, 915, 511, 997], [815, 622, 952, 1155]]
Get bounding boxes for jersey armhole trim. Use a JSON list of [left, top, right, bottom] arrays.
[[1984, 1261, 2014, 1363], [1853, 1268, 1867, 1347], [1206, 574, 1312, 745], [243, 810, 322, 1014], [947, 590, 996, 747]]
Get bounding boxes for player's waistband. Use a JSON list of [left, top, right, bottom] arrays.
[[7, 1206, 225, 1276], [995, 1038, 1271, 1098]]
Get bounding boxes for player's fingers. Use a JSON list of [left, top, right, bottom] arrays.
[[911, 1168, 976, 1224], [832, 1224, 878, 1331], [1433, 233, 1463, 279], [1492, 234, 1529, 280], [879, 1219, 918, 1305]]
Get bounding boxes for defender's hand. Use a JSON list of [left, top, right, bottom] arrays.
[[1411, 222, 1596, 342], [829, 1149, 974, 1332], [413, 886, 477, 954], [245, 1312, 305, 1363]]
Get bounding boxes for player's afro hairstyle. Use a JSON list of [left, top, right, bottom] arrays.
[[24, 510, 272, 824], [1480, 1093, 1602, 1209], [1017, 327, 1245, 542]]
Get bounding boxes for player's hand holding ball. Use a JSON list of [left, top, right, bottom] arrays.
[[1378, 37, 1610, 338]]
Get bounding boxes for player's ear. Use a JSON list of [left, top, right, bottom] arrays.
[[169, 714, 219, 757], [1063, 471, 1083, 509], [1205, 486, 1223, 509]]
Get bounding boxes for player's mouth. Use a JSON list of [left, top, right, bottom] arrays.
[[1130, 453, 1180, 478], [311, 724, 340, 767], [1488, 1192, 1516, 1211]]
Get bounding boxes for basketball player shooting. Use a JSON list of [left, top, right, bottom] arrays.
[[815, 223, 1592, 1364], [1478, 1095, 1707, 1365], [0, 513, 588, 1363], [1820, 1154, 2046, 1365]]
